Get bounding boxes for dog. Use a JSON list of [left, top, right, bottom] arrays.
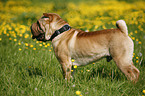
[[31, 13, 140, 82]]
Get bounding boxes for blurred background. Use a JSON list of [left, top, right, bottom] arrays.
[[0, 0, 145, 95]]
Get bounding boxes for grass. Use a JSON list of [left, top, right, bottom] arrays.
[[0, 0, 145, 96]]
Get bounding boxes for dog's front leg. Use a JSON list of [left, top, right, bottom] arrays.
[[58, 56, 72, 81]]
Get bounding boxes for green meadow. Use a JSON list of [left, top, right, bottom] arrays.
[[0, 0, 145, 96]]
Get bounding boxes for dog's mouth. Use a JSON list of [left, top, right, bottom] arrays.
[[30, 21, 46, 41]]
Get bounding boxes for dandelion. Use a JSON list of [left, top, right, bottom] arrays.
[[19, 34, 22, 37], [87, 70, 90, 72], [138, 41, 142, 44], [93, 63, 95, 64], [9, 38, 12, 40], [136, 39, 138, 41], [14, 39, 17, 42], [74, 65, 77, 68], [36, 41, 39, 43], [136, 57, 139, 59], [71, 59, 75, 62], [18, 42, 21, 45], [71, 70, 74, 72], [33, 48, 36, 50], [103, 25, 106, 29], [49, 49, 52, 52], [6, 33, 9, 36], [130, 32, 133, 35], [43, 42, 46, 45], [0, 38, 2, 41], [143, 90, 145, 93], [95, 25, 98, 29], [135, 30, 138, 33], [76, 91, 81, 95], [19, 48, 22, 51], [4, 30, 6, 34], [45, 45, 47, 48], [39, 44, 42, 46], [25, 43, 28, 46], [136, 60, 139, 63], [30, 45, 33, 47], [131, 37, 135, 40], [47, 43, 50, 46]]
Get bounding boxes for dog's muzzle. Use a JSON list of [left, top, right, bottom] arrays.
[[30, 22, 46, 41]]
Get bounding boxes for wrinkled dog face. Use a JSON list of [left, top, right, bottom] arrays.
[[30, 13, 52, 41]]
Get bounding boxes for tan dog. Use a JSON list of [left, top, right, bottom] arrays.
[[31, 13, 140, 82]]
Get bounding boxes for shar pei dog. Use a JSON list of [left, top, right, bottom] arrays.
[[31, 13, 139, 82]]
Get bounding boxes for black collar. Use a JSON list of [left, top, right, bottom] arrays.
[[49, 25, 71, 41]]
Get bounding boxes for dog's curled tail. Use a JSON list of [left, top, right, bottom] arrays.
[[116, 20, 128, 35]]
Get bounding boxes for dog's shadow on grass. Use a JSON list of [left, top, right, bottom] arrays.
[[26, 67, 42, 76], [87, 66, 125, 81]]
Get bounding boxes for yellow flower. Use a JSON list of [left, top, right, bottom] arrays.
[[19, 34, 22, 37], [19, 48, 22, 51], [33, 48, 36, 50], [136, 39, 138, 41], [74, 65, 77, 68], [0, 38, 2, 41], [7, 34, 9, 36], [130, 32, 133, 35], [135, 30, 138, 33], [25, 43, 28, 46], [136, 57, 138, 59], [103, 25, 106, 29], [87, 70, 90, 72], [139, 41, 142, 44], [71, 59, 75, 62], [143, 90, 145, 93], [14, 39, 17, 42], [47, 43, 50, 46], [18, 42, 21, 45], [95, 25, 98, 29], [30, 45, 33, 47], [76, 91, 81, 95], [71, 70, 74, 72], [136, 60, 139, 63], [49, 49, 52, 52], [9, 38, 12, 40], [131, 37, 135, 40], [24, 34, 29, 38], [39, 44, 42, 46], [43, 42, 46, 45], [45, 45, 47, 48]]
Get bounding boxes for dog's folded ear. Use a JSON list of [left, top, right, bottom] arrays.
[[43, 13, 49, 17], [43, 13, 53, 22]]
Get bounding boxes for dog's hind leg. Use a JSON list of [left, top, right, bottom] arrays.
[[110, 40, 139, 83]]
